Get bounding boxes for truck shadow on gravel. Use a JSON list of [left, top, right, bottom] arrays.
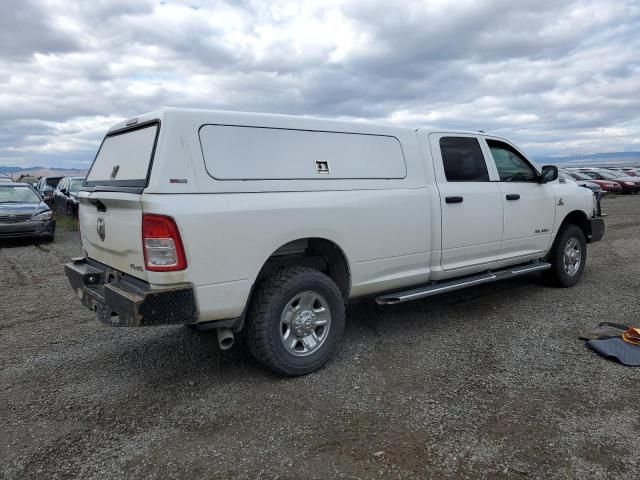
[[345, 276, 540, 335], [71, 274, 544, 382], [5, 271, 561, 412], [0, 238, 54, 249]]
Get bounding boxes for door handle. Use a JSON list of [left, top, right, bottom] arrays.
[[445, 196, 464, 204], [506, 194, 520, 201]]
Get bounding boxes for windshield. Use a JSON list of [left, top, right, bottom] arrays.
[[570, 171, 594, 181], [602, 170, 624, 178], [583, 171, 611, 180], [41, 178, 62, 192], [69, 178, 84, 193], [595, 171, 618, 180], [559, 173, 576, 183], [0, 186, 41, 204], [45, 178, 61, 190]]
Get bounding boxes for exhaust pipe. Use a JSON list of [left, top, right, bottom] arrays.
[[217, 327, 235, 351]]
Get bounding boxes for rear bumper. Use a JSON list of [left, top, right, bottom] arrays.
[[0, 219, 55, 239], [64, 257, 197, 327], [588, 217, 605, 243]]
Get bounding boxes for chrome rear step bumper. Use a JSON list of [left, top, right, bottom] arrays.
[[375, 261, 551, 305]]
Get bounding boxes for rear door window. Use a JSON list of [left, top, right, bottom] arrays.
[[86, 123, 159, 188], [439, 137, 489, 182]]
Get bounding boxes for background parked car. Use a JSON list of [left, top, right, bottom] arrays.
[[579, 170, 640, 194], [0, 182, 56, 241], [600, 169, 640, 191], [35, 176, 63, 205], [621, 167, 640, 176], [605, 167, 640, 177], [563, 170, 622, 193], [601, 168, 640, 179], [558, 171, 604, 195], [53, 176, 84, 217]]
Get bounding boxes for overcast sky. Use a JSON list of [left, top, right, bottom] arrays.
[[1, 0, 639, 168]]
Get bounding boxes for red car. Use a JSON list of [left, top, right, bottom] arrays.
[[565, 171, 623, 193], [581, 170, 640, 194]]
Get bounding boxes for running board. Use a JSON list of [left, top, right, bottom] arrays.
[[375, 262, 551, 305]]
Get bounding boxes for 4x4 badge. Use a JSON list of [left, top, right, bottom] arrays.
[[557, 197, 565, 206], [97, 218, 106, 241]]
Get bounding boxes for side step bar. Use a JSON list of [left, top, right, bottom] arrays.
[[375, 261, 551, 305]]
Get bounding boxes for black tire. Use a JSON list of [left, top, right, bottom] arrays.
[[544, 224, 587, 287], [245, 267, 345, 376]]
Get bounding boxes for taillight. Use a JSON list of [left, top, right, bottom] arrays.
[[142, 214, 187, 271]]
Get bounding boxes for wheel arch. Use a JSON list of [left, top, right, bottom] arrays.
[[254, 237, 352, 300], [557, 210, 590, 241]]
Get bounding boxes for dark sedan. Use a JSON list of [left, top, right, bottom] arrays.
[[35, 176, 63, 206], [53, 176, 84, 217], [0, 183, 56, 241]]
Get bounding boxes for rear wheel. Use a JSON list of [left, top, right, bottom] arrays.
[[544, 224, 587, 287], [246, 267, 345, 376]]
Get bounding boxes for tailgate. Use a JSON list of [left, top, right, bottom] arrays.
[[79, 192, 147, 281]]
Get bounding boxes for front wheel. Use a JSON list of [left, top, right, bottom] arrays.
[[544, 224, 587, 287], [246, 267, 345, 376]]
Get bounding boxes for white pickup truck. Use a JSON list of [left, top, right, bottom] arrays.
[[65, 108, 604, 376]]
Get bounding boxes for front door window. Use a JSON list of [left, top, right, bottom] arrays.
[[486, 139, 537, 182]]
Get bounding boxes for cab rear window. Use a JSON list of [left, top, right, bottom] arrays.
[[85, 123, 159, 188]]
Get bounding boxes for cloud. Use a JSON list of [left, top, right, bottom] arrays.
[[0, 0, 80, 60], [0, 0, 639, 167]]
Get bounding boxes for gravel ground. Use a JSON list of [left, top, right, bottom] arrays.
[[1, 196, 639, 479]]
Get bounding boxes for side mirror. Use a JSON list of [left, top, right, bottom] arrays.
[[539, 165, 558, 184], [61, 188, 68, 195]]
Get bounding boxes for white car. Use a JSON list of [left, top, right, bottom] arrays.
[[65, 108, 604, 376]]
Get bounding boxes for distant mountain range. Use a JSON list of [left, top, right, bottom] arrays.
[[2, 150, 639, 178], [541, 151, 640, 166], [0, 166, 88, 180], [0, 165, 87, 174]]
